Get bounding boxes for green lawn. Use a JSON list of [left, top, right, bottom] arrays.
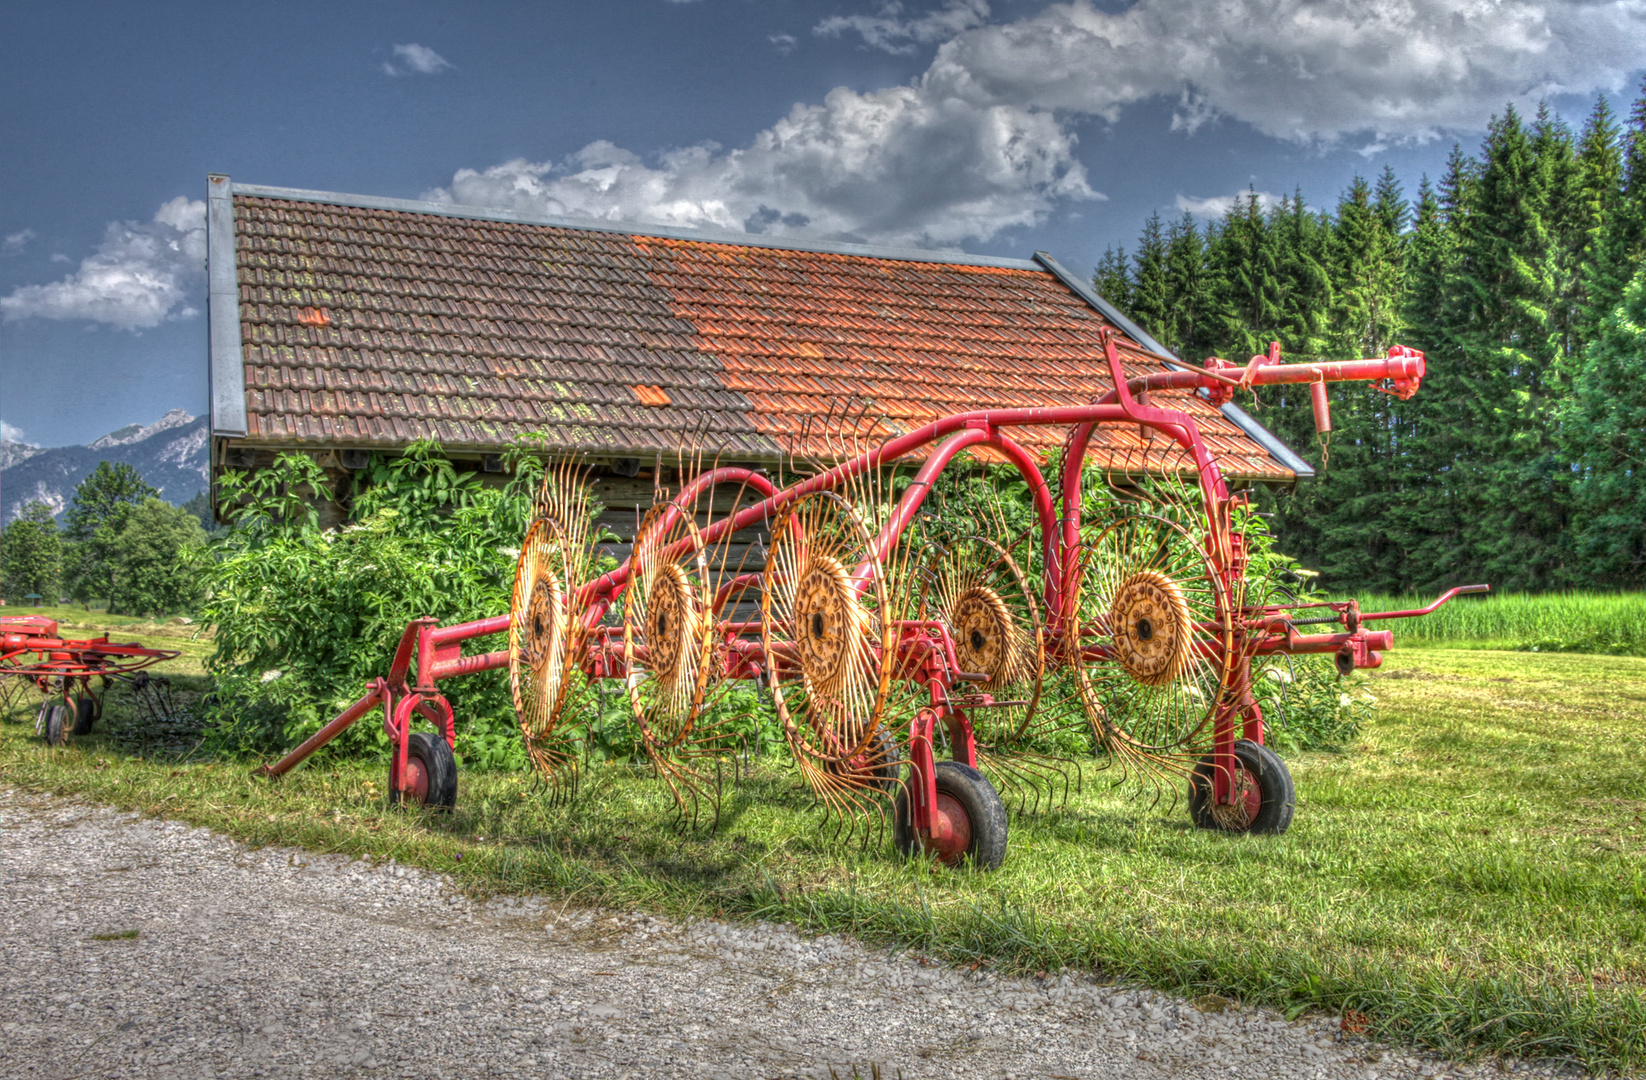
[[2, 636, 1643, 1073]]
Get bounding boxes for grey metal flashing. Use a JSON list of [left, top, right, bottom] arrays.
[[228, 181, 1043, 271], [1033, 250, 1315, 481], [207, 174, 247, 437]]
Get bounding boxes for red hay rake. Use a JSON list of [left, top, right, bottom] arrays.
[[256, 335, 1487, 868], [1, 616, 181, 746]]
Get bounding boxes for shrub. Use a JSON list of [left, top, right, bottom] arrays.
[[198, 444, 549, 767]]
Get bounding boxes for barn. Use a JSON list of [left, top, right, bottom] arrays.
[[203, 173, 1312, 547]]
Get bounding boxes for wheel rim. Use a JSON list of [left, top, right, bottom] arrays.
[[920, 791, 973, 866], [404, 755, 430, 805], [1209, 762, 1262, 831]]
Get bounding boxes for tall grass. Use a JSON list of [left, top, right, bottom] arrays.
[[1346, 590, 1646, 655]]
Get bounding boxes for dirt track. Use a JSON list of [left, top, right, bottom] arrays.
[[1, 788, 1557, 1080]]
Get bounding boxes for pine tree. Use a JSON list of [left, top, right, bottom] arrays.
[[1093, 244, 1132, 311], [62, 461, 158, 610], [1128, 212, 1172, 346], [1443, 105, 1564, 589], [1208, 190, 1284, 359], [1584, 78, 1646, 343], [1568, 97, 1623, 351], [1562, 262, 1646, 585], [1163, 213, 1209, 357], [1271, 190, 1333, 358], [1331, 175, 1408, 358]]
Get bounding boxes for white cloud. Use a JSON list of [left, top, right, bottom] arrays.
[[1176, 190, 1279, 220], [424, 0, 1646, 251], [0, 420, 28, 443], [770, 33, 798, 55], [924, 0, 1646, 143], [427, 84, 1096, 248], [0, 197, 205, 331], [815, 0, 989, 55], [382, 43, 453, 77], [2, 229, 35, 257]]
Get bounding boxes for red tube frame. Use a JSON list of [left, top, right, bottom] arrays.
[[256, 344, 1466, 823]]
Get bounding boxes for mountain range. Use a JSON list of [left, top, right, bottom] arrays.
[[0, 409, 209, 524]]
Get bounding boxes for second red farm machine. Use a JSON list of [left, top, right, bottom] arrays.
[[258, 333, 1483, 868]]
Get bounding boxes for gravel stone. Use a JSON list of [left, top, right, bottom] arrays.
[[0, 788, 1582, 1079]]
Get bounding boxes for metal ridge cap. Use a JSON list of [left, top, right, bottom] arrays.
[[1034, 249, 1313, 481], [226, 180, 1042, 271]]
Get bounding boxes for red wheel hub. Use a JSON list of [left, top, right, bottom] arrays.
[[920, 791, 972, 866], [403, 755, 430, 805], [1212, 762, 1262, 830]]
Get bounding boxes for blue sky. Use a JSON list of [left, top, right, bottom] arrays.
[[4, 0, 1644, 448]]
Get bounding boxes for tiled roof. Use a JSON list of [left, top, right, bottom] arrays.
[[226, 192, 1295, 481]]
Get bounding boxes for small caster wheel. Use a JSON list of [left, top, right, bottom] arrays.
[[894, 760, 1008, 870], [1189, 739, 1294, 835], [392, 732, 458, 811], [71, 694, 99, 736], [827, 728, 901, 794], [41, 703, 71, 747]]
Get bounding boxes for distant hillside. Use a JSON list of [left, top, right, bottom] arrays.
[[0, 410, 208, 524]]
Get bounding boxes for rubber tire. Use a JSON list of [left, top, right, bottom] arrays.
[[894, 760, 1009, 871], [1188, 739, 1295, 835], [396, 732, 458, 811], [42, 704, 70, 747], [71, 695, 98, 736]]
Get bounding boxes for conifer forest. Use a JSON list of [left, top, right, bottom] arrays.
[[1092, 89, 1646, 595]]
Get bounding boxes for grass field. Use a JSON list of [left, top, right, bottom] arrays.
[[1351, 589, 1646, 656], [3, 616, 1644, 1073]]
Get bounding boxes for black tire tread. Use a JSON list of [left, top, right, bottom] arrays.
[[1188, 738, 1295, 835], [894, 759, 1009, 870]]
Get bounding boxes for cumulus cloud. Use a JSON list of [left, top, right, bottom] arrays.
[[427, 85, 1096, 247], [1176, 190, 1279, 220], [0, 420, 28, 443], [769, 33, 798, 55], [382, 43, 452, 77], [0, 197, 205, 331], [815, 0, 989, 54], [924, 0, 1646, 143], [424, 0, 1646, 250], [2, 229, 35, 257]]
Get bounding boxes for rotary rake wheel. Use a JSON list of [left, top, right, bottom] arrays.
[[920, 534, 1076, 812], [622, 499, 734, 827], [1073, 510, 1239, 799], [510, 464, 599, 798], [762, 490, 903, 833]]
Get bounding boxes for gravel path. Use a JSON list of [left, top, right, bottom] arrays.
[[0, 788, 1567, 1080]]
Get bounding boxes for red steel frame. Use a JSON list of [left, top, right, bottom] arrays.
[[1, 616, 181, 717], [257, 337, 1485, 837]]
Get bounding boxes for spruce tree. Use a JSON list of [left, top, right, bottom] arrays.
[[1093, 244, 1132, 311], [1129, 212, 1172, 346], [1584, 78, 1646, 343], [1568, 97, 1623, 351], [1163, 213, 1209, 357], [1208, 190, 1284, 359], [1561, 262, 1646, 585], [1444, 105, 1564, 589]]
